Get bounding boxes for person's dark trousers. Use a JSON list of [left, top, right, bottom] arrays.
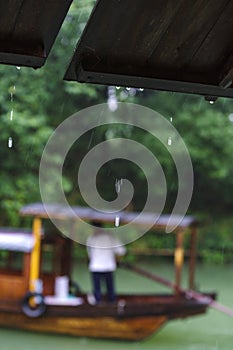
[[92, 271, 116, 303]]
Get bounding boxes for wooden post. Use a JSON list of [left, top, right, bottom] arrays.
[[174, 230, 184, 293], [29, 217, 42, 292], [189, 226, 197, 289]]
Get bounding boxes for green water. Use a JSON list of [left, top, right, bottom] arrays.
[[0, 262, 232, 350]]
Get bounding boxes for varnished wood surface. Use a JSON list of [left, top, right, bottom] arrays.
[[0, 293, 211, 340], [0, 311, 167, 340]]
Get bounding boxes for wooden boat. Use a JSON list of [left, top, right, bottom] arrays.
[[0, 203, 217, 340]]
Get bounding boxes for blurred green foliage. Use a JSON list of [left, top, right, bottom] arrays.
[[0, 1, 233, 261]]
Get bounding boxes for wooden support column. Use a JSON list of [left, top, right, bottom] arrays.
[[174, 230, 184, 293], [29, 217, 42, 292], [189, 226, 197, 290]]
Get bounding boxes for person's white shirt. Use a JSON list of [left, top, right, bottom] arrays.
[[87, 229, 126, 272]]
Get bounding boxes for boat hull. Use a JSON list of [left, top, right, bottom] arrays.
[[0, 293, 212, 340], [0, 312, 167, 340]]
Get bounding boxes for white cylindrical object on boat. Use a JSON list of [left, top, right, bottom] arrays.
[[55, 276, 69, 298]]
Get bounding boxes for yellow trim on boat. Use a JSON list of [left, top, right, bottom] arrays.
[[29, 217, 42, 292]]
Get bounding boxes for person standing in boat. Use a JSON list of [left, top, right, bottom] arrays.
[[87, 221, 126, 304]]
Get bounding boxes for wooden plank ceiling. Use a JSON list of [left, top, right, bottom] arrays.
[[64, 0, 233, 98], [0, 0, 72, 68]]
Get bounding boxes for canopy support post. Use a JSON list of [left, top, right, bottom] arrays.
[[29, 217, 42, 293], [189, 226, 197, 289], [174, 230, 184, 293]]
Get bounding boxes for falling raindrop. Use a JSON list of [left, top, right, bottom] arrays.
[[8, 137, 13, 148], [10, 109, 14, 121], [228, 114, 233, 122], [107, 86, 118, 112], [115, 215, 120, 227], [170, 117, 173, 123], [115, 178, 123, 194], [168, 137, 172, 146], [9, 85, 16, 102]]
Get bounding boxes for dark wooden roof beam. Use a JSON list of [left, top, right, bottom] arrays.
[[0, 0, 72, 68], [64, 0, 233, 99], [0, 39, 45, 67], [219, 55, 233, 89], [76, 64, 233, 99]]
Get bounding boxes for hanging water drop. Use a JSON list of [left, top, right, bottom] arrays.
[[168, 137, 172, 146], [16, 66, 21, 70], [8, 137, 13, 148], [116, 86, 120, 90], [139, 88, 144, 91], [126, 87, 131, 91]]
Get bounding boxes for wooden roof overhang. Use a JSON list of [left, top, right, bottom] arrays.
[[0, 0, 72, 68], [20, 202, 198, 233], [64, 0, 233, 99]]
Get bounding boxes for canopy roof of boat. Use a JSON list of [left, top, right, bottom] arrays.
[[64, 0, 233, 99], [20, 202, 198, 232], [0, 228, 34, 252]]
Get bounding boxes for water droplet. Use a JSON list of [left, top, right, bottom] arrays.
[[168, 137, 172, 146], [170, 117, 173, 123], [115, 216, 120, 227], [16, 66, 21, 70], [9, 85, 16, 99], [10, 109, 14, 121], [139, 88, 144, 91], [8, 137, 13, 148], [107, 86, 118, 112], [116, 86, 120, 90], [115, 178, 123, 194], [209, 100, 214, 105], [229, 113, 233, 122], [115, 180, 120, 194], [126, 87, 131, 91], [108, 97, 118, 112]]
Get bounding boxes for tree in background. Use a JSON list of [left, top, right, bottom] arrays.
[[0, 0, 101, 225], [0, 0, 233, 262]]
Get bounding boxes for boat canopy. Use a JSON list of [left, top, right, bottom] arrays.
[[0, 228, 34, 253], [19, 202, 198, 231]]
